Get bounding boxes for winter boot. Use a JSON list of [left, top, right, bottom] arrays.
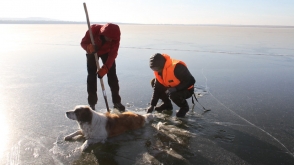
[[176, 101, 189, 117], [113, 102, 125, 112], [176, 107, 189, 117], [155, 100, 173, 112]]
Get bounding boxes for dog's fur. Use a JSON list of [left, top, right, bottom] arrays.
[[64, 105, 154, 151]]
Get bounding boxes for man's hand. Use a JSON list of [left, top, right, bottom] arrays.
[[165, 88, 177, 96], [97, 65, 108, 79], [86, 44, 98, 54], [146, 106, 154, 113]]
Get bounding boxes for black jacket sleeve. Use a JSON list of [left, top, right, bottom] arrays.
[[150, 79, 165, 106], [174, 63, 195, 91]]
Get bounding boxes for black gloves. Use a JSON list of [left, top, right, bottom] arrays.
[[146, 105, 154, 113], [165, 87, 177, 96]]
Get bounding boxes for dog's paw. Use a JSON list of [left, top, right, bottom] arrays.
[[144, 113, 155, 123], [80, 140, 90, 152], [64, 135, 72, 141]]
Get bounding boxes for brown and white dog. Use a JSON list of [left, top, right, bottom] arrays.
[[64, 105, 154, 151]]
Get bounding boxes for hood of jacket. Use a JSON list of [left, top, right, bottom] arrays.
[[100, 23, 121, 41]]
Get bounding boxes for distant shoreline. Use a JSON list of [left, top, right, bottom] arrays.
[[0, 20, 293, 28], [0, 20, 108, 24]]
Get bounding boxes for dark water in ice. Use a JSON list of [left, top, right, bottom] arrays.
[[0, 24, 294, 164]]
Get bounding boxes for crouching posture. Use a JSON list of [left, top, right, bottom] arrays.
[[147, 53, 195, 117]]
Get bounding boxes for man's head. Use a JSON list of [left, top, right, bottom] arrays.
[[149, 53, 166, 72], [100, 23, 121, 41]]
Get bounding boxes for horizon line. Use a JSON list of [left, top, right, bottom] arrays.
[[0, 20, 293, 28]]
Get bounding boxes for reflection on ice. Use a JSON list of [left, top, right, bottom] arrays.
[[125, 102, 134, 108], [191, 85, 211, 113], [7, 137, 56, 164], [194, 85, 209, 98], [155, 121, 194, 144], [0, 97, 9, 159]]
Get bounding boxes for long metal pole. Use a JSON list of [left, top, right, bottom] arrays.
[[83, 2, 110, 112]]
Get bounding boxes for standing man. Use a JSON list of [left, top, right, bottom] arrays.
[[81, 23, 125, 112], [146, 53, 195, 117]]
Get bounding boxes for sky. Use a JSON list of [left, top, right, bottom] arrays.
[[0, 0, 294, 26]]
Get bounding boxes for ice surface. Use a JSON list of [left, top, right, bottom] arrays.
[[1, 24, 294, 164]]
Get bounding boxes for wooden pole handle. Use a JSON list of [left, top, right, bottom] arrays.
[[83, 2, 110, 112]]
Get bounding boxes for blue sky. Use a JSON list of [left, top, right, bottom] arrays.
[[1, 0, 293, 25]]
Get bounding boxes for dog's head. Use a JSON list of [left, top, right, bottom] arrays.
[[66, 105, 93, 124]]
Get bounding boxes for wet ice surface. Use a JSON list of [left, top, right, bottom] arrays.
[[1, 24, 294, 164]]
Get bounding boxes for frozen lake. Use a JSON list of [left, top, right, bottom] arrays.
[[0, 24, 294, 164]]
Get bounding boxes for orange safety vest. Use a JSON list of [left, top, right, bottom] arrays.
[[154, 54, 193, 89]]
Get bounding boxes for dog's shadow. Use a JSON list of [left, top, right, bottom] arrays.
[[66, 135, 86, 142], [81, 130, 148, 165], [78, 124, 151, 165], [85, 142, 121, 165]]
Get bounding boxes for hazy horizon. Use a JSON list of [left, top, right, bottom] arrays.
[[1, 0, 293, 26], [1, 17, 294, 27]]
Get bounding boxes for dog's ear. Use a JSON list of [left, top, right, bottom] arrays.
[[75, 107, 92, 123]]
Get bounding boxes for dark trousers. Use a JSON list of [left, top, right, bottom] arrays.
[[86, 53, 121, 105], [151, 78, 194, 107], [170, 88, 194, 107]]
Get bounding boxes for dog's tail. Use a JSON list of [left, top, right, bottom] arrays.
[[143, 114, 154, 124]]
